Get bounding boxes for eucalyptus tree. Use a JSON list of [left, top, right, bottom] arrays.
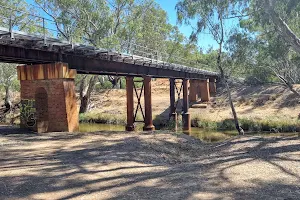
[[228, 23, 300, 98], [250, 0, 300, 54], [0, 63, 18, 112], [0, 0, 43, 34], [0, 1, 40, 113], [176, 0, 247, 135], [33, 0, 176, 113], [227, 0, 300, 94], [177, 0, 248, 79]]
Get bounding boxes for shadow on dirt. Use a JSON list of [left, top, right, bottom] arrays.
[[0, 131, 299, 199]]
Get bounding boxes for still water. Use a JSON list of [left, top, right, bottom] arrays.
[[79, 123, 236, 143]]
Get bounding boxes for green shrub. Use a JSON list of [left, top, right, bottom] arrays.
[[191, 115, 218, 130], [217, 119, 236, 130], [80, 111, 300, 134], [240, 118, 262, 131], [79, 112, 127, 125]]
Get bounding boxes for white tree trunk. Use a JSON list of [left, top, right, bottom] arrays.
[[264, 0, 300, 54]]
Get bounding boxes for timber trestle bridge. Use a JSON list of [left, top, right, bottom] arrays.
[[0, 4, 218, 133]]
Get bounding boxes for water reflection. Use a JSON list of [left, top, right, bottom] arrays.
[[79, 123, 235, 143]]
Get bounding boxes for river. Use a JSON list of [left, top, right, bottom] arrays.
[[79, 123, 236, 142]]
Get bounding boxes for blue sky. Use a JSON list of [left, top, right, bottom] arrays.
[[155, 0, 219, 51], [26, 0, 236, 50]]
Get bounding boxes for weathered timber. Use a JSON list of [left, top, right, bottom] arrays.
[[0, 44, 218, 79]]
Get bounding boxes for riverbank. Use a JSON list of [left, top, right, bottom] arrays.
[[79, 112, 300, 133], [3, 79, 300, 133], [80, 80, 300, 133]]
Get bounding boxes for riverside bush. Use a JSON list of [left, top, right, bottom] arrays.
[[191, 115, 300, 133], [80, 112, 300, 134]]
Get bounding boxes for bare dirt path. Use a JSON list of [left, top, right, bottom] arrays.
[[0, 130, 299, 200]]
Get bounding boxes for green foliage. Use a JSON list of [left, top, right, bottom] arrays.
[[191, 115, 218, 130], [79, 112, 127, 125], [197, 132, 230, 143], [191, 115, 300, 133], [0, 63, 19, 92], [0, 0, 44, 34]]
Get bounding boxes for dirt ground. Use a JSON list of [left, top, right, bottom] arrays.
[[89, 79, 300, 122], [0, 127, 299, 200]]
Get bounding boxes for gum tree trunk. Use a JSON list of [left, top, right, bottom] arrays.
[[79, 75, 98, 113], [225, 80, 244, 135]]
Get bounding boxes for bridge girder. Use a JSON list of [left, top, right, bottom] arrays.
[[0, 44, 218, 80]]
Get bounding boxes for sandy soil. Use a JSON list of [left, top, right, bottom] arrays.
[[0, 128, 299, 200], [89, 79, 300, 122]]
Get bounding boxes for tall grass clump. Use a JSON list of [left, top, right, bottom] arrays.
[[191, 115, 218, 130], [79, 112, 127, 125], [191, 115, 300, 133]]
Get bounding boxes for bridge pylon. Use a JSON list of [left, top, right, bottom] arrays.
[[17, 63, 78, 133], [125, 76, 155, 132]]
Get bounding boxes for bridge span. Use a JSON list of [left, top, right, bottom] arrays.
[[0, 24, 218, 134]]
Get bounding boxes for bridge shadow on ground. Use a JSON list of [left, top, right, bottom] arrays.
[[0, 131, 299, 200], [0, 125, 35, 135]]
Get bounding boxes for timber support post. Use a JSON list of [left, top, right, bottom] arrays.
[[143, 76, 155, 131], [169, 78, 177, 130], [182, 79, 191, 134], [189, 79, 198, 102], [200, 79, 210, 102], [209, 77, 217, 96], [126, 76, 135, 131]]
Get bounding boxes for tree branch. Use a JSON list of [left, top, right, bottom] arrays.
[[264, 0, 300, 54]]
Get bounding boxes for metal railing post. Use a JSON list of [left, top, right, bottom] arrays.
[[9, 13, 14, 40], [43, 18, 47, 46]]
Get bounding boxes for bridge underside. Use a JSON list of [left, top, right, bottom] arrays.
[[17, 63, 217, 134], [1, 29, 218, 134]]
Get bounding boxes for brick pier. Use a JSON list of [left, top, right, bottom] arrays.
[[17, 63, 78, 133]]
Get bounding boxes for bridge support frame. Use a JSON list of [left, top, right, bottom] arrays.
[[209, 78, 217, 96], [143, 76, 155, 131], [182, 79, 191, 134], [169, 78, 178, 131], [199, 79, 210, 102], [126, 76, 135, 131], [169, 78, 191, 134], [189, 79, 199, 102], [125, 76, 155, 131]]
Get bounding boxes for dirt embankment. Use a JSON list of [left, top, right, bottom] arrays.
[[87, 80, 300, 123], [3, 80, 300, 126]]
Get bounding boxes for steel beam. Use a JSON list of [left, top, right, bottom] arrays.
[[169, 78, 176, 116]]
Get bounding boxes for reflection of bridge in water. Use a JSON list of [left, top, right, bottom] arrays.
[[0, 5, 218, 134]]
